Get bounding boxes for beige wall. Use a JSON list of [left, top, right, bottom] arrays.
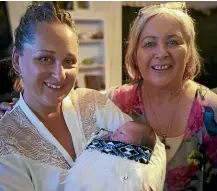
[[7, 1, 31, 39], [92, 2, 122, 87]]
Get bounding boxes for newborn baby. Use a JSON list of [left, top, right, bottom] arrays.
[[111, 121, 156, 149], [64, 121, 166, 191]]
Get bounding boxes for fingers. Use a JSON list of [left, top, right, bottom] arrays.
[[0, 102, 13, 111], [0, 110, 4, 119], [12, 98, 19, 104], [0, 99, 17, 119], [0, 103, 11, 119]]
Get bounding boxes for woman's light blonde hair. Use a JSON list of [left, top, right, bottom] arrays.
[[125, 2, 202, 83]]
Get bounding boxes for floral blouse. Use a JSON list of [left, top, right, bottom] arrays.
[[108, 82, 217, 191]]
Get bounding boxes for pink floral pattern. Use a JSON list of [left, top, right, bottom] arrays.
[[112, 84, 136, 114], [166, 165, 199, 191], [112, 83, 144, 115], [184, 98, 204, 139], [203, 134, 217, 164], [110, 83, 217, 191]]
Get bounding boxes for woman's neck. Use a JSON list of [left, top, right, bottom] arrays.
[[141, 80, 188, 102], [23, 93, 61, 121]]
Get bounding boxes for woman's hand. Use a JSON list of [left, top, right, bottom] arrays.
[[0, 98, 18, 118]]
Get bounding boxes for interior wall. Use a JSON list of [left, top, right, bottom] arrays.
[[7, 1, 31, 40], [92, 2, 122, 87]]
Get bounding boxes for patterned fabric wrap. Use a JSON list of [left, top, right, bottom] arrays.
[[86, 138, 153, 164]]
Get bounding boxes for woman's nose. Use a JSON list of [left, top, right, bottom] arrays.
[[52, 63, 66, 81], [155, 44, 169, 60]]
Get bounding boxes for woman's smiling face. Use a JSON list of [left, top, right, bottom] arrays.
[[14, 22, 78, 107]]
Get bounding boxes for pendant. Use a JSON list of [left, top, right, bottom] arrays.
[[161, 136, 171, 150]]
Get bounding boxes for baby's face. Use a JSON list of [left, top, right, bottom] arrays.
[[111, 122, 146, 145]]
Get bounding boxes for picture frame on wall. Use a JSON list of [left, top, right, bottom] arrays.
[[63, 2, 74, 10], [74, 1, 92, 11], [35, 1, 92, 11], [52, 1, 74, 11]]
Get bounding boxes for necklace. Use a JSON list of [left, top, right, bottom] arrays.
[[145, 89, 182, 150]]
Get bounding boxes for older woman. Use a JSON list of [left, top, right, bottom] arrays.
[[0, 2, 166, 191], [107, 3, 217, 190]]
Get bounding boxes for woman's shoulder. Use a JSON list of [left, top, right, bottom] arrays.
[[186, 80, 217, 108], [105, 83, 141, 114], [190, 82, 217, 131], [71, 88, 104, 97], [196, 83, 217, 109], [205, 88, 217, 108], [106, 83, 138, 100], [69, 88, 109, 106]]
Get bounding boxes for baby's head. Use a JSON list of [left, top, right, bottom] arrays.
[[111, 121, 156, 149]]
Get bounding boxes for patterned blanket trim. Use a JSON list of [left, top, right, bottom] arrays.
[[86, 138, 153, 164]]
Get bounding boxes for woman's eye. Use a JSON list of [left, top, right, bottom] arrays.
[[168, 40, 178, 46], [39, 57, 52, 62], [144, 42, 155, 48], [65, 59, 74, 65]]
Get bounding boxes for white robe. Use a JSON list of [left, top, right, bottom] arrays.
[[0, 88, 166, 191], [65, 149, 151, 191], [64, 130, 166, 191]]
